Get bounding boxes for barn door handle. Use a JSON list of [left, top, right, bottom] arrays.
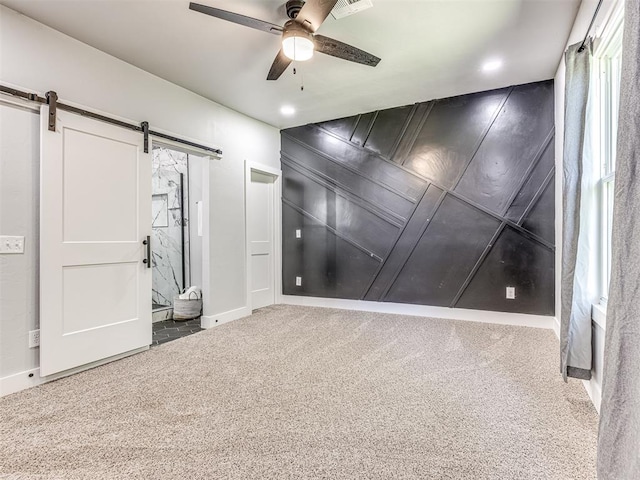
[[142, 236, 151, 268]]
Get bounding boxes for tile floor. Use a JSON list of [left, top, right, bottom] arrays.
[[152, 317, 203, 346]]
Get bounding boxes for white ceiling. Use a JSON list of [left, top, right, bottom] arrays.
[[2, 0, 582, 129]]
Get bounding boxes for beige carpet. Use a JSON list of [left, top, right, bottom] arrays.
[[0, 305, 597, 479]]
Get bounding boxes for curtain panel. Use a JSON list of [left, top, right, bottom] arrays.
[[598, 1, 640, 477], [560, 41, 594, 381]]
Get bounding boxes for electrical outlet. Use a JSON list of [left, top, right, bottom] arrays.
[[28, 329, 40, 348], [506, 287, 516, 300], [295, 229, 302, 239], [0, 236, 25, 254], [295, 276, 302, 287]]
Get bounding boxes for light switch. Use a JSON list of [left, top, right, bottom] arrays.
[[0, 236, 25, 254], [295, 229, 302, 239]]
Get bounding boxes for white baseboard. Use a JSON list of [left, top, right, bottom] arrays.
[[0, 368, 44, 397], [552, 317, 560, 339], [201, 306, 251, 329], [582, 378, 602, 413], [0, 346, 148, 398], [280, 296, 555, 329]]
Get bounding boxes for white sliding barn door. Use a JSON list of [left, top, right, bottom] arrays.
[[40, 107, 152, 376]]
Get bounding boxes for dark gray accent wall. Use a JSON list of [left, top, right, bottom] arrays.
[[281, 80, 555, 316]]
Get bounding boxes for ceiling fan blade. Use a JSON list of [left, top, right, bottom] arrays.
[[267, 49, 293, 80], [294, 0, 339, 32], [189, 2, 283, 35], [314, 35, 381, 67]]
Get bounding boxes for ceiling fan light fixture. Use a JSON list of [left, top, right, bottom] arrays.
[[188, 2, 381, 81], [282, 23, 315, 61]]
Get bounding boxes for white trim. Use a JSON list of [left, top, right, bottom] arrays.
[[583, 314, 606, 412], [201, 306, 251, 329], [551, 322, 601, 415], [244, 161, 283, 312], [0, 346, 148, 397], [0, 369, 43, 397], [592, 303, 607, 330], [593, 3, 624, 301], [245, 161, 281, 179], [593, 0, 625, 57], [151, 135, 216, 328], [201, 156, 212, 321], [554, 52, 565, 334], [274, 176, 283, 306], [552, 316, 561, 340], [281, 295, 555, 329], [582, 378, 602, 413]]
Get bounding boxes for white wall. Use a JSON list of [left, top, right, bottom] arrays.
[[554, 0, 615, 412], [0, 102, 40, 380], [0, 5, 280, 392]]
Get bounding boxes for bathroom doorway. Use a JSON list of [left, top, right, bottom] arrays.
[[151, 146, 205, 345]]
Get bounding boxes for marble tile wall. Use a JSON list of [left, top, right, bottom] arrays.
[[152, 147, 190, 308]]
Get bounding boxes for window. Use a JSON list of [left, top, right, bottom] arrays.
[[594, 5, 624, 303]]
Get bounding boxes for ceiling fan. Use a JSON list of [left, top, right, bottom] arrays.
[[189, 0, 381, 80]]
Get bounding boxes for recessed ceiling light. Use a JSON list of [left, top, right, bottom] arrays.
[[280, 106, 296, 116], [482, 59, 503, 73]]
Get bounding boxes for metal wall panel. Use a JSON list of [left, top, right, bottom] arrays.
[[505, 140, 555, 223], [363, 105, 413, 159], [521, 180, 555, 245], [282, 163, 400, 259], [385, 195, 501, 307], [351, 112, 377, 146], [283, 126, 427, 201], [281, 80, 556, 316], [455, 226, 555, 315], [403, 89, 507, 189], [455, 81, 555, 214], [281, 136, 416, 221], [391, 102, 433, 165], [282, 203, 381, 299], [317, 115, 359, 140], [364, 185, 444, 301]]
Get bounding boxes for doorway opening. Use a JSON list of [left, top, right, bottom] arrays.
[[151, 146, 205, 345]]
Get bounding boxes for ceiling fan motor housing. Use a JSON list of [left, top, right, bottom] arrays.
[[286, 0, 306, 19], [283, 20, 313, 37]]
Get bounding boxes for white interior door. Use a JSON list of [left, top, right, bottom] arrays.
[[248, 170, 275, 310], [40, 107, 152, 376]]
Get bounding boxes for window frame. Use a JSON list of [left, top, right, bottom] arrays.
[[593, 3, 624, 305]]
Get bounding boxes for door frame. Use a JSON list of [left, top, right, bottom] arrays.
[[151, 138, 218, 321], [245, 160, 282, 311]]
